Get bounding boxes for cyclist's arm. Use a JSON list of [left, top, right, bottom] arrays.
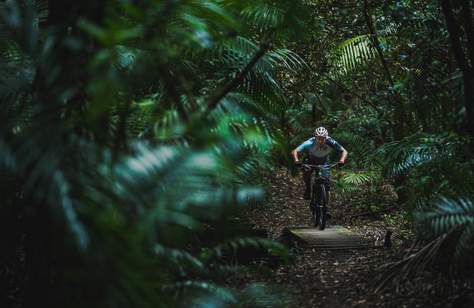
[[291, 148, 301, 163], [327, 137, 348, 164], [292, 138, 313, 163], [339, 147, 348, 164]]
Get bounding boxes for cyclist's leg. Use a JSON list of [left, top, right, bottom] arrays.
[[326, 185, 331, 210], [302, 168, 312, 199]]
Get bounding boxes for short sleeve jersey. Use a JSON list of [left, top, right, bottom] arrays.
[[296, 136, 344, 164]]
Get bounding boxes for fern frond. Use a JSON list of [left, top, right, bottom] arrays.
[[52, 169, 90, 249], [163, 280, 237, 304], [154, 244, 204, 271], [201, 236, 289, 263], [0, 138, 16, 169]]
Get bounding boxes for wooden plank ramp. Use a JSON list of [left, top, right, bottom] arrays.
[[283, 225, 369, 249]]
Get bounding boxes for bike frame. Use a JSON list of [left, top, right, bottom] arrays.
[[301, 163, 338, 230]]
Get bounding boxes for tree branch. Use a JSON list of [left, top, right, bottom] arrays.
[[363, 0, 405, 138], [201, 43, 269, 118], [157, 65, 189, 123], [363, 0, 394, 87]]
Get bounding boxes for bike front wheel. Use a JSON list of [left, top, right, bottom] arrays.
[[310, 187, 318, 227], [316, 184, 328, 230]]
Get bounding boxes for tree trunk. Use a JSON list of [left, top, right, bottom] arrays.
[[363, 0, 406, 140], [461, 0, 474, 139], [441, 0, 474, 140], [363, 0, 409, 204]]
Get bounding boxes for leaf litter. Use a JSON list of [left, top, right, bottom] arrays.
[[224, 169, 474, 307]]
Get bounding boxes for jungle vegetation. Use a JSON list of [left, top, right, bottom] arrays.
[[0, 0, 473, 307]]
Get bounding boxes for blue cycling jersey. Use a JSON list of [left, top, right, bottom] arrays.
[[296, 136, 345, 164]]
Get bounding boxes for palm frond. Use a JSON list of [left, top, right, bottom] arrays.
[[330, 35, 378, 76], [334, 131, 378, 168], [416, 197, 474, 237], [336, 169, 381, 195], [219, 0, 309, 34], [377, 196, 474, 290], [0, 1, 300, 306], [375, 233, 449, 292], [342, 171, 377, 186], [378, 133, 462, 178]]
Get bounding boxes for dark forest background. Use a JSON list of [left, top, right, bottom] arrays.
[[1, 0, 473, 307]]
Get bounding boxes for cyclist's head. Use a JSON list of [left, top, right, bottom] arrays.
[[314, 126, 328, 144]]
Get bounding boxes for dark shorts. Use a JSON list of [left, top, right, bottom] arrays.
[[303, 157, 331, 190], [303, 157, 330, 177]]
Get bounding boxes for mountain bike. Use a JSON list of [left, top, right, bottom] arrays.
[[301, 163, 339, 230]]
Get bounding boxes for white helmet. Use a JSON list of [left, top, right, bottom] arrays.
[[314, 126, 328, 138]]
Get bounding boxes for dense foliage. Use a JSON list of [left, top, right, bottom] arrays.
[[283, 0, 474, 281], [1, 0, 473, 306], [0, 0, 308, 306]]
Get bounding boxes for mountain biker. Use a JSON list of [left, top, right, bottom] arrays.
[[291, 126, 348, 200]]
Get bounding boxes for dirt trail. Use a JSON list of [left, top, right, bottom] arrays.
[[233, 169, 473, 307]]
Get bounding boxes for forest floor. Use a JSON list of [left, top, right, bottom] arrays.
[[224, 169, 474, 308]]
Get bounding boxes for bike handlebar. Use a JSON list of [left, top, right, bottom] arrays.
[[298, 162, 341, 169]]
